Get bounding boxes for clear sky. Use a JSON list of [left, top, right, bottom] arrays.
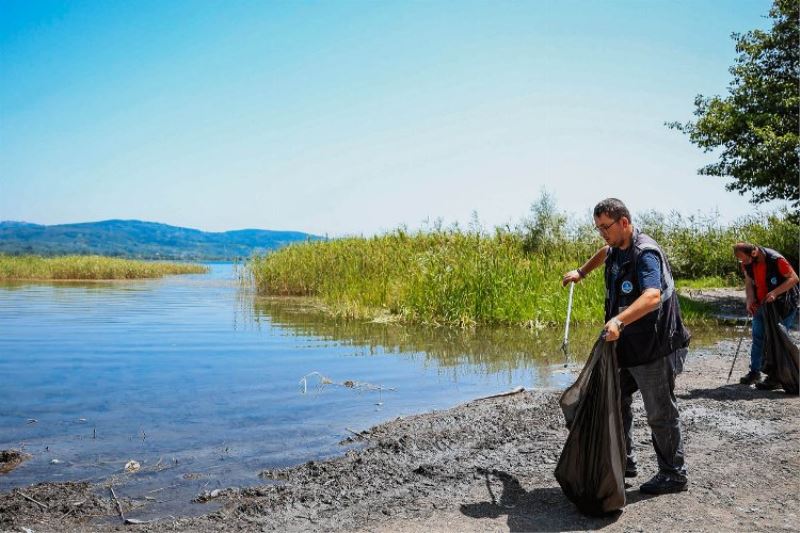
[[0, 0, 783, 236]]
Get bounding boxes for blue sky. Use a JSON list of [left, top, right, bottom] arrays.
[[0, 0, 781, 235]]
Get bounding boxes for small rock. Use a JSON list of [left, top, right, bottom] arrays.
[[50, 459, 61, 464], [125, 460, 141, 473]]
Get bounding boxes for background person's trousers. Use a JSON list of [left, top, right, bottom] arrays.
[[750, 306, 799, 373], [620, 354, 687, 480]]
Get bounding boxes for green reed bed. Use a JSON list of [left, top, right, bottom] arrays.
[[0, 255, 208, 280], [247, 202, 797, 327], [639, 209, 798, 283], [248, 229, 605, 327]]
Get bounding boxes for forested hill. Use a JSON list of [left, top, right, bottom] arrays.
[[0, 220, 320, 260]]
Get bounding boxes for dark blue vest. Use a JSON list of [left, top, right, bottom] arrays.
[[744, 247, 799, 318], [604, 230, 691, 368]]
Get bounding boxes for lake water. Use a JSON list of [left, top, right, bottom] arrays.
[[0, 263, 731, 516]]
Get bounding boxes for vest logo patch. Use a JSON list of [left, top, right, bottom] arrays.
[[621, 281, 634, 294], [771, 276, 778, 285]]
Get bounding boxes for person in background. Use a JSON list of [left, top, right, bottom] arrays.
[[562, 198, 691, 495], [733, 242, 799, 389]]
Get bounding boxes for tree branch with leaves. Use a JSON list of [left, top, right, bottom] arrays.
[[668, 0, 799, 211]]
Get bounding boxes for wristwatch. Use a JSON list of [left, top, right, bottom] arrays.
[[611, 316, 625, 332]]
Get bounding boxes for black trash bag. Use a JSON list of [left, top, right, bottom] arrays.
[[554, 337, 626, 516], [761, 303, 799, 395]]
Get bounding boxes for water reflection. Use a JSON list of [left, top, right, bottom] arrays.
[[0, 280, 123, 291], [250, 297, 736, 374]]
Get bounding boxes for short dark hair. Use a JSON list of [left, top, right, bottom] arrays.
[[733, 242, 757, 255], [593, 198, 631, 222]]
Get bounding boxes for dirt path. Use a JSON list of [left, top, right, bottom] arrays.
[[678, 287, 748, 321], [368, 342, 800, 533], [2, 329, 798, 532]]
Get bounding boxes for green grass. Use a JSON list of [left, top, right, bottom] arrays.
[[675, 276, 740, 289], [638, 209, 798, 280], [246, 201, 797, 327], [0, 255, 208, 280], [676, 295, 722, 325], [247, 229, 601, 327]]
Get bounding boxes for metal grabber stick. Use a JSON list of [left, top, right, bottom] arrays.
[[561, 281, 575, 367], [726, 317, 751, 383]]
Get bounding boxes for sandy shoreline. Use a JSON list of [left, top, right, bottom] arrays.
[[2, 336, 798, 532]]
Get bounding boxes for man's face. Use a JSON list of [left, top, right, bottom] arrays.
[[594, 213, 626, 247], [735, 250, 757, 265]]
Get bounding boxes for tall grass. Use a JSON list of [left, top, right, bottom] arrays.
[[248, 228, 604, 327], [247, 198, 798, 327], [0, 255, 208, 280], [638, 209, 798, 282]]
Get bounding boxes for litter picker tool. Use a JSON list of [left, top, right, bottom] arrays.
[[726, 317, 750, 383], [561, 281, 575, 366]]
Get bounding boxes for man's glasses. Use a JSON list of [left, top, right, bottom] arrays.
[[594, 220, 620, 233]]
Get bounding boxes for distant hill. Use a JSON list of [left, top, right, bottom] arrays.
[[0, 220, 320, 260]]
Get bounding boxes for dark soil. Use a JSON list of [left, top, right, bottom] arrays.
[[0, 481, 123, 530], [0, 450, 31, 475]]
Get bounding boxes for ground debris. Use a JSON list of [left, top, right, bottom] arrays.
[[299, 371, 397, 394], [0, 481, 118, 530], [0, 449, 31, 474]]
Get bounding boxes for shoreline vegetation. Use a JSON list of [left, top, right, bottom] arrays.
[[247, 196, 798, 327], [0, 255, 208, 280]]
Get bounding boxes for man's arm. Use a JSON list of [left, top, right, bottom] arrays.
[[764, 260, 799, 303], [739, 263, 758, 315], [562, 246, 609, 286], [744, 275, 758, 315], [603, 288, 661, 341]]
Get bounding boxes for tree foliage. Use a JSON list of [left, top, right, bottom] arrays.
[[668, 0, 799, 210], [516, 191, 568, 254]]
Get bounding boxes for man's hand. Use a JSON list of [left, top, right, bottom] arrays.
[[562, 270, 582, 287], [603, 318, 621, 342], [764, 291, 778, 304], [746, 298, 758, 315]]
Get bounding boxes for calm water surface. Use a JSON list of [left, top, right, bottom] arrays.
[[0, 263, 731, 515]]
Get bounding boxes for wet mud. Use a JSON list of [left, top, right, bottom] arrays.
[[0, 450, 30, 475]]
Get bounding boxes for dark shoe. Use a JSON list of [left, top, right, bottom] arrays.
[[639, 473, 688, 495], [739, 371, 761, 385], [755, 376, 781, 390]]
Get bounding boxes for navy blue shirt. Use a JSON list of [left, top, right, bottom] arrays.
[[609, 247, 662, 293]]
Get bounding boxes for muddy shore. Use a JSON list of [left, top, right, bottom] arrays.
[[2, 292, 798, 532]]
